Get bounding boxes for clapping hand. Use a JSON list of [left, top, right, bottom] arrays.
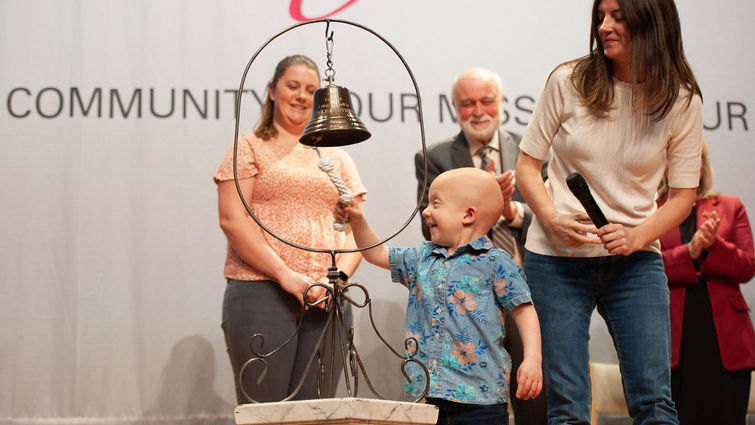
[[688, 210, 720, 259]]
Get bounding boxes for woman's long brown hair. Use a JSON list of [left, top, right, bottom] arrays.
[[571, 0, 702, 121]]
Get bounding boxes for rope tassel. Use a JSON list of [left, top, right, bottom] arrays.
[[317, 151, 352, 232]]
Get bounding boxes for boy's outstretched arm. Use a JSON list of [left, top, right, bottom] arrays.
[[335, 197, 390, 270], [510, 303, 543, 400]]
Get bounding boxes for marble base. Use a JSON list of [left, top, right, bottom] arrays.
[[235, 397, 439, 425]]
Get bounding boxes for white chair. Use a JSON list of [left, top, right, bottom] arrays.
[[591, 361, 755, 422], [590, 362, 628, 424]]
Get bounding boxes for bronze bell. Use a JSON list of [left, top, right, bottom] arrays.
[[299, 83, 371, 147]]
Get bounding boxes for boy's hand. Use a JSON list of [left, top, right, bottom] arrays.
[[334, 193, 390, 270], [334, 195, 366, 223], [515, 357, 543, 400]]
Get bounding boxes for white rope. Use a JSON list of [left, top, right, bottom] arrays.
[[317, 154, 352, 232]]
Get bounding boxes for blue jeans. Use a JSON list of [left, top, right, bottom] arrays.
[[426, 398, 508, 425], [524, 251, 678, 425]]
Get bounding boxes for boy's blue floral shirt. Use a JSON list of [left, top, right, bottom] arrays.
[[389, 235, 531, 405]]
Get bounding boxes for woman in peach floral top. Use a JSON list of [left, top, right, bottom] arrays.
[[214, 55, 366, 404]]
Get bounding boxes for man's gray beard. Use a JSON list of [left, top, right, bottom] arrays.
[[460, 115, 501, 144]]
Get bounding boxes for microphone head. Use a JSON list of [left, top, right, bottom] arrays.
[[565, 171, 609, 227], [566, 172, 589, 195]]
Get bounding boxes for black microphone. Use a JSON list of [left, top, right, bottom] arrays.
[[566, 172, 609, 228]]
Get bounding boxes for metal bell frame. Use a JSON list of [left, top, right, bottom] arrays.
[[231, 19, 431, 403]]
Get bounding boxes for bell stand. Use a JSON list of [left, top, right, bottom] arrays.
[[230, 19, 432, 405]]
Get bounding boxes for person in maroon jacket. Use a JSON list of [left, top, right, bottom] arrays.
[[659, 140, 755, 425]]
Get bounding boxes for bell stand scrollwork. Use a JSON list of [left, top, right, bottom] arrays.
[[237, 255, 429, 403], [231, 19, 432, 404]]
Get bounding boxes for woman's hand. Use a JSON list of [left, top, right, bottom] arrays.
[[598, 224, 643, 255], [688, 210, 720, 259], [516, 152, 600, 248], [307, 277, 334, 309], [277, 270, 324, 307], [543, 213, 601, 247]]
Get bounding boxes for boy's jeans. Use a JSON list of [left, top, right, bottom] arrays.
[[426, 398, 508, 425]]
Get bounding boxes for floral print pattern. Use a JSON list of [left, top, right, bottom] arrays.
[[214, 133, 366, 281], [390, 236, 531, 404]]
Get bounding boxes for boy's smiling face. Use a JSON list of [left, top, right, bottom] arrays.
[[421, 168, 505, 253], [422, 180, 468, 249]]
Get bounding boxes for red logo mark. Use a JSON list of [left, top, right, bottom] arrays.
[[289, 0, 359, 21]]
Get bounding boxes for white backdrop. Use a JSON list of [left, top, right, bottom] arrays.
[[1, 1, 753, 424]]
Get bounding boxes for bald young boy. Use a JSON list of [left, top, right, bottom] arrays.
[[336, 168, 542, 425]]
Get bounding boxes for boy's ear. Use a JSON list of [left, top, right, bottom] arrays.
[[462, 206, 477, 225]]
